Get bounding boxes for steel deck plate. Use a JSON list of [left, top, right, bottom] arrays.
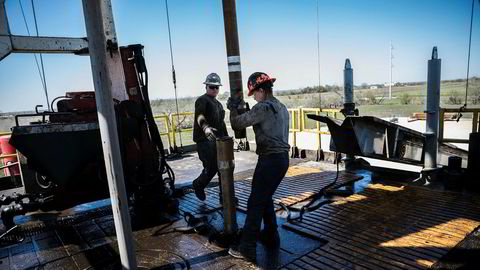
[[281, 183, 480, 269], [178, 166, 362, 214]]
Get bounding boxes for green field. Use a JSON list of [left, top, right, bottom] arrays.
[[1, 79, 479, 132]]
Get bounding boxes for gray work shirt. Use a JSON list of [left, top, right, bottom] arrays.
[[230, 96, 290, 156]]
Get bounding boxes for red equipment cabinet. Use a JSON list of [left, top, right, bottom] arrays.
[[0, 135, 20, 176]]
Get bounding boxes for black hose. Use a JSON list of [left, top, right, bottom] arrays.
[[283, 152, 340, 222], [130, 45, 175, 188]]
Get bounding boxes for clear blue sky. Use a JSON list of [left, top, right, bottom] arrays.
[[0, 0, 479, 112]]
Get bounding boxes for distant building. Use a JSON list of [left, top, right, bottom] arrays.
[[369, 85, 378, 89]]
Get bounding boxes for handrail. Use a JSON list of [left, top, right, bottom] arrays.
[[287, 108, 341, 151], [439, 107, 479, 144], [1, 108, 340, 157], [153, 112, 194, 151], [0, 132, 13, 163]]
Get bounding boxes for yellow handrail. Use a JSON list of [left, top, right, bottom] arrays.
[[1, 108, 341, 157], [439, 107, 480, 144], [287, 107, 340, 150], [154, 112, 195, 150]]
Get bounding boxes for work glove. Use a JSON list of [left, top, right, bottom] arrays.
[[203, 127, 217, 142], [227, 97, 243, 111]]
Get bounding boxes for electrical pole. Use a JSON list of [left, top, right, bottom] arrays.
[[389, 41, 393, 99], [222, 0, 247, 140], [316, 0, 322, 108]]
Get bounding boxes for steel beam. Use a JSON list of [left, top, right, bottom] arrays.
[[10, 36, 88, 54], [0, 0, 9, 34], [0, 0, 88, 61], [1, 35, 89, 62]]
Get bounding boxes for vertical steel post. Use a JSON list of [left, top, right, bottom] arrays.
[[216, 137, 237, 234], [222, 0, 246, 139], [343, 59, 354, 106], [82, 0, 136, 268], [468, 132, 480, 187], [343, 59, 356, 169], [425, 47, 441, 169]]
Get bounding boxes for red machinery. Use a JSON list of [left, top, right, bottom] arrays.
[[2, 44, 175, 231], [0, 135, 19, 177]]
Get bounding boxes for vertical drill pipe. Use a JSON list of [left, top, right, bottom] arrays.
[[222, 0, 246, 139], [216, 136, 237, 234], [425, 47, 441, 169]]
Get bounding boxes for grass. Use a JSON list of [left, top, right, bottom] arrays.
[[357, 104, 424, 118], [1, 80, 479, 133]]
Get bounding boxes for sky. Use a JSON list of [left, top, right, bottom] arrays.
[[0, 0, 479, 112]]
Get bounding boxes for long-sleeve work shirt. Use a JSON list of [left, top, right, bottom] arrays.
[[193, 94, 228, 143], [230, 96, 290, 155]]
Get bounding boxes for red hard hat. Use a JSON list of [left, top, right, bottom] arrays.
[[247, 72, 276, 96]]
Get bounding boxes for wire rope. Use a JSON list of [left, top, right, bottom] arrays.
[[463, 0, 476, 108], [30, 0, 50, 111], [165, 0, 183, 150], [18, 0, 48, 110]]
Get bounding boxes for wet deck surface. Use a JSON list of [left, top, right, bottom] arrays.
[[281, 183, 480, 269], [1, 157, 479, 269], [179, 170, 362, 214]]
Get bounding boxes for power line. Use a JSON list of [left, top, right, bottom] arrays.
[[316, 0, 322, 108]]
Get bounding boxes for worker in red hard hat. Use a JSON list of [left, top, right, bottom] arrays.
[[226, 72, 290, 262], [192, 73, 229, 203]]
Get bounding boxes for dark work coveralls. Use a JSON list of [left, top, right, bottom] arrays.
[[193, 93, 228, 190], [230, 96, 290, 249]]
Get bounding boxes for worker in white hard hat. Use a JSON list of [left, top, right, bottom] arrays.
[[192, 73, 229, 202]]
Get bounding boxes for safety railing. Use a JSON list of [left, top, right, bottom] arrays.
[[0, 108, 340, 160], [288, 108, 341, 149], [439, 107, 480, 144], [0, 131, 21, 179], [153, 112, 194, 152]]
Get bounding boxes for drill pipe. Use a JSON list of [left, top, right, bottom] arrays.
[[216, 136, 237, 234]]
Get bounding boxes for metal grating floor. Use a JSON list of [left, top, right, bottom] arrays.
[[178, 166, 362, 214], [281, 183, 480, 269]]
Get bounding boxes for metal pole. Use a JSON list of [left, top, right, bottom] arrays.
[[425, 47, 441, 169], [82, 0, 136, 269], [222, 0, 246, 140], [389, 41, 392, 99], [216, 136, 237, 235], [316, 0, 322, 107], [343, 59, 354, 106], [343, 59, 356, 169]]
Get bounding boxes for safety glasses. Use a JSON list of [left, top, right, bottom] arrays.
[[208, 85, 219, 90]]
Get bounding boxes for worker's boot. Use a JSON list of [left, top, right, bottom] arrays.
[[228, 243, 256, 262], [259, 229, 280, 248], [192, 179, 206, 201]]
